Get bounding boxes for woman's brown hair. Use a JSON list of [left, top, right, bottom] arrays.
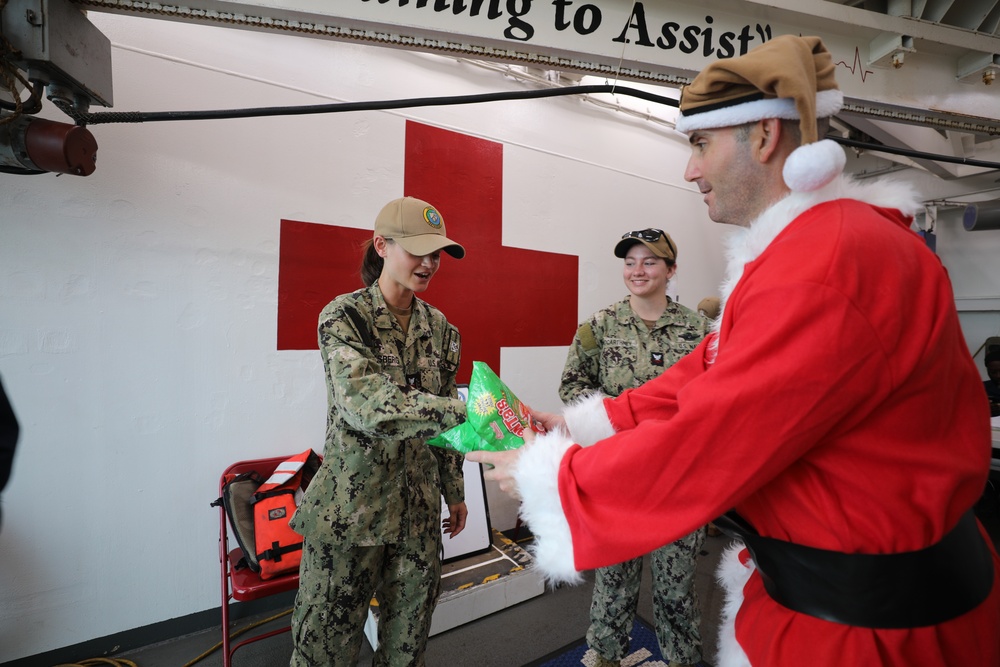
[[359, 238, 390, 287]]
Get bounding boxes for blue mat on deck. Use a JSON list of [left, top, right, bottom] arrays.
[[522, 616, 666, 667]]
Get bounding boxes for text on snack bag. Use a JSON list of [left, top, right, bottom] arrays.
[[496, 396, 525, 437]]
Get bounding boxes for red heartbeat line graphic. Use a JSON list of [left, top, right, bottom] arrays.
[[836, 47, 874, 83]]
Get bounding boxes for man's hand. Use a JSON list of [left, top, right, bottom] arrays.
[[443, 501, 468, 538], [530, 409, 566, 434], [466, 449, 524, 498]]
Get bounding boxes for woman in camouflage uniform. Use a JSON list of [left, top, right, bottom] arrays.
[[559, 229, 711, 667], [289, 197, 469, 667]]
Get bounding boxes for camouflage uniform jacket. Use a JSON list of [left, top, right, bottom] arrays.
[[290, 284, 466, 546], [560, 296, 708, 402]]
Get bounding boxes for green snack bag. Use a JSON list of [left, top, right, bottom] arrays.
[[428, 361, 543, 454]]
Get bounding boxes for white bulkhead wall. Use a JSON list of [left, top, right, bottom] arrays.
[[0, 8, 998, 661]]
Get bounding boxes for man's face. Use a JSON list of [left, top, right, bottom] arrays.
[[683, 125, 767, 227], [987, 360, 1000, 385]]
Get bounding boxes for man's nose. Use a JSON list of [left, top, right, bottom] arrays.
[[683, 156, 699, 182]]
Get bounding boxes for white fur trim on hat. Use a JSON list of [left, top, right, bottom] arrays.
[[512, 428, 583, 586], [783, 138, 847, 192], [563, 392, 616, 446], [675, 89, 843, 134]]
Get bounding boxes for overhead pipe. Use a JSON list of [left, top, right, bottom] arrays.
[[963, 201, 1000, 231]]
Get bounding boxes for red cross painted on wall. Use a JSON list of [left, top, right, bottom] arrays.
[[277, 121, 579, 383]]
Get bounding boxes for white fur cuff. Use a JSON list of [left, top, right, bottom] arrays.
[[563, 392, 615, 446], [513, 428, 583, 586], [715, 543, 754, 667]]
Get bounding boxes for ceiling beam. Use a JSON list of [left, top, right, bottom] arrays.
[[69, 0, 1000, 133]]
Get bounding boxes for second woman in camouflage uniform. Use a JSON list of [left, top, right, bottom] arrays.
[[560, 228, 710, 667], [289, 196, 469, 667]]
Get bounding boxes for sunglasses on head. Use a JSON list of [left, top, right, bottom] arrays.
[[622, 228, 676, 257], [621, 229, 665, 242]]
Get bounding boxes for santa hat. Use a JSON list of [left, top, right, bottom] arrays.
[[675, 35, 846, 192]]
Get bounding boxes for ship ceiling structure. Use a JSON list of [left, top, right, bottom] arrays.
[[2, 0, 1000, 189]]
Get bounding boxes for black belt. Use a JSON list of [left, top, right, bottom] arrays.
[[714, 509, 995, 628]]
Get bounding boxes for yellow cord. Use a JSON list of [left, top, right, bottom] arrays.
[[50, 608, 292, 667], [52, 660, 139, 667], [180, 608, 293, 667]]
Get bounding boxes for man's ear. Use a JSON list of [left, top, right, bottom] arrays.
[[756, 118, 784, 164]]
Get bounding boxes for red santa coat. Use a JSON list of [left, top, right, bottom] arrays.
[[514, 176, 1000, 666]]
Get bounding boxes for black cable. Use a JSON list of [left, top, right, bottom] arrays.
[[54, 83, 1000, 171], [831, 136, 1000, 170], [0, 165, 45, 175], [67, 84, 677, 125], [0, 81, 42, 114]]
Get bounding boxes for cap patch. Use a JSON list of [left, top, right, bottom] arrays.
[[423, 207, 443, 229]]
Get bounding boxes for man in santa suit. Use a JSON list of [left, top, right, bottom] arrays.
[[468, 35, 1000, 666]]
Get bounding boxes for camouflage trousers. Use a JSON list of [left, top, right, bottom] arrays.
[[587, 526, 706, 664], [289, 534, 442, 667]]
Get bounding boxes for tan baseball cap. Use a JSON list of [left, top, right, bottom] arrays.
[[614, 228, 677, 262], [374, 196, 465, 259]]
